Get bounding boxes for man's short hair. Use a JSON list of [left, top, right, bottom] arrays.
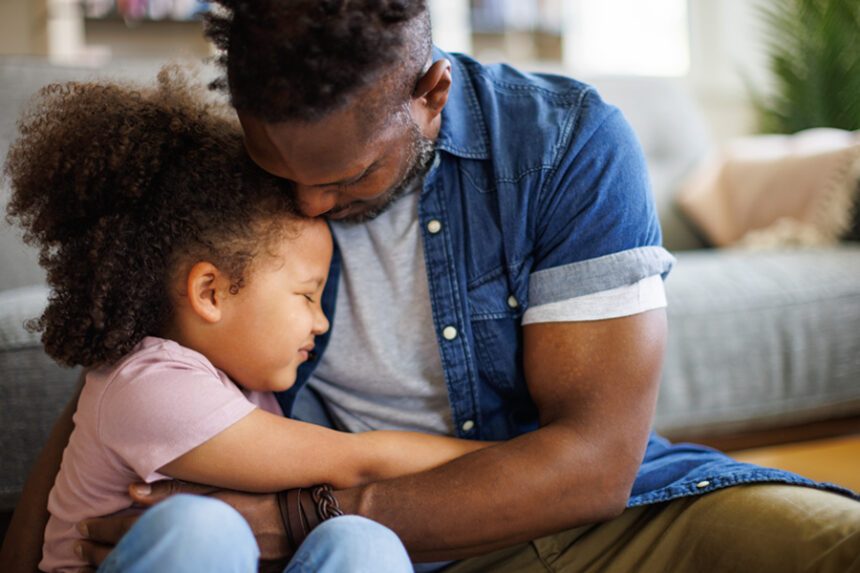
[[206, 0, 432, 123]]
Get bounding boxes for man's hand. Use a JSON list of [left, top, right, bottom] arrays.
[[77, 481, 290, 567]]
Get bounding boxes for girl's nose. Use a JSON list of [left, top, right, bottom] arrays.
[[313, 305, 330, 335]]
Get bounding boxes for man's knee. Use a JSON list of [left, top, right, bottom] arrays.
[[532, 484, 860, 573], [682, 484, 860, 572]]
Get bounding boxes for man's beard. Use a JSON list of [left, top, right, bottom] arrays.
[[334, 123, 436, 223]]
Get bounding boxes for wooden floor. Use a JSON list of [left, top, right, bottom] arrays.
[[729, 434, 860, 491]]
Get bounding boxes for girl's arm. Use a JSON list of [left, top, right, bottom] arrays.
[[159, 409, 492, 492]]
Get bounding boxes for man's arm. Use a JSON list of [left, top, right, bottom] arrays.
[[0, 375, 83, 573], [80, 310, 665, 564], [340, 309, 666, 561]]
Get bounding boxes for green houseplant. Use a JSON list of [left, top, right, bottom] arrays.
[[751, 0, 860, 134]]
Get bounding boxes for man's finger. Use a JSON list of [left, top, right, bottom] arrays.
[[76, 540, 113, 567], [128, 480, 219, 506], [78, 513, 140, 545]]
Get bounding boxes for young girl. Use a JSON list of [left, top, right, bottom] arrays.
[[4, 68, 489, 572]]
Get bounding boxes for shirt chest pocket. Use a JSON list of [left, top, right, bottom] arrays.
[[466, 270, 526, 392]]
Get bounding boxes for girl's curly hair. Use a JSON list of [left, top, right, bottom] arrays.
[[4, 66, 299, 368]]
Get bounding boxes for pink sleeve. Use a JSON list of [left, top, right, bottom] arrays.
[[98, 350, 257, 482]]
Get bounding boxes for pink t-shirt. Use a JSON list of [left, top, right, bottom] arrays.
[[40, 336, 282, 573]]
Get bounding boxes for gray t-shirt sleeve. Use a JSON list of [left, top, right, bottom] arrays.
[[523, 274, 667, 324]]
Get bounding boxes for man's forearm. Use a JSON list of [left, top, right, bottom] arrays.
[[337, 423, 640, 562], [84, 314, 662, 566], [0, 375, 82, 573]]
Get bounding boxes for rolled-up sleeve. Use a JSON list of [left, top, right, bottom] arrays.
[[528, 90, 675, 310]]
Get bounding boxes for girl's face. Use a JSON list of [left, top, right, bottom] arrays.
[[212, 218, 333, 393]]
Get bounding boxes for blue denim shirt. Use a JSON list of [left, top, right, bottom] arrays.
[[278, 50, 857, 506]]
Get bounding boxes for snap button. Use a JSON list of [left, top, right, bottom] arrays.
[[507, 295, 519, 309], [442, 326, 458, 340], [461, 420, 475, 432], [696, 480, 711, 489], [426, 219, 442, 234]]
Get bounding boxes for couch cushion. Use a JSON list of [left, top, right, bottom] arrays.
[[0, 286, 80, 510], [655, 246, 860, 437], [0, 285, 49, 349]]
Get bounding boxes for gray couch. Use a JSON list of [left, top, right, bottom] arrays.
[[2, 57, 859, 515]]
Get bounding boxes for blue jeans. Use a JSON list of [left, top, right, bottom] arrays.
[[98, 494, 413, 573]]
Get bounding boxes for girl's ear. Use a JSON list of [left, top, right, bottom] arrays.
[[185, 262, 228, 323]]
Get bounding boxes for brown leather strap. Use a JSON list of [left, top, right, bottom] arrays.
[[299, 488, 322, 529], [312, 484, 344, 519], [277, 484, 343, 551], [280, 488, 306, 551]]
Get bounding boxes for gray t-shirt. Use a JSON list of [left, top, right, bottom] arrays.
[[308, 185, 455, 435], [307, 180, 667, 436]]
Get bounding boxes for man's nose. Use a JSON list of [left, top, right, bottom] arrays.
[[294, 185, 337, 217]]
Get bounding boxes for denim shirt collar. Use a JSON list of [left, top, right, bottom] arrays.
[[432, 47, 491, 160]]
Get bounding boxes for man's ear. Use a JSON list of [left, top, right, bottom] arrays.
[[185, 262, 228, 324], [412, 59, 452, 126]]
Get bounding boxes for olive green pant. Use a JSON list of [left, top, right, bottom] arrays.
[[441, 485, 860, 573]]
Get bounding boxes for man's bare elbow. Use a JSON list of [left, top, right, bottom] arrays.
[[557, 481, 628, 527], [585, 476, 633, 522], [605, 460, 642, 519], [551, 459, 635, 525], [603, 486, 632, 520], [574, 484, 629, 526], [585, 452, 641, 522]]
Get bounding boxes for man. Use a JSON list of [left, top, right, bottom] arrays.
[[4, 1, 859, 571]]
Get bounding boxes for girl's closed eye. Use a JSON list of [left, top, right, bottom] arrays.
[[302, 294, 315, 303]]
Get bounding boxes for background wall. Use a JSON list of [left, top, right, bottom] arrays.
[[84, 19, 209, 59], [686, 0, 771, 142], [0, 0, 779, 143], [0, 0, 48, 56], [429, 0, 775, 143]]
